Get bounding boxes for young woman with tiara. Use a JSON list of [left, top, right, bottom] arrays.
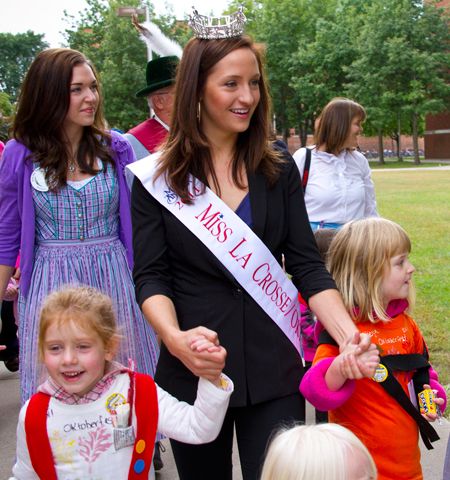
[[0, 49, 159, 405], [128, 7, 377, 480]]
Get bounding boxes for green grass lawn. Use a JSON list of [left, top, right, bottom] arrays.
[[369, 159, 444, 169], [371, 170, 450, 395]]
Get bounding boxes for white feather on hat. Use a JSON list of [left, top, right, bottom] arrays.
[[132, 15, 183, 59]]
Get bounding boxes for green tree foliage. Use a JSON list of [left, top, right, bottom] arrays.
[[345, 0, 450, 164], [252, 0, 366, 146], [0, 92, 14, 117], [0, 31, 49, 102], [63, 0, 181, 131], [222, 0, 263, 36], [0, 92, 14, 143], [252, 0, 317, 143], [63, 0, 109, 71]]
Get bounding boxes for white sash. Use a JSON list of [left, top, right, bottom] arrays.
[[127, 153, 302, 354]]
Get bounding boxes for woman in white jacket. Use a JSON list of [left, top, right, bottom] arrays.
[[293, 98, 379, 230]]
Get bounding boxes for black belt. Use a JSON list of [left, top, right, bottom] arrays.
[[318, 330, 439, 450]]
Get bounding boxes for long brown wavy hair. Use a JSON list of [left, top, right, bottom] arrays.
[[155, 36, 283, 204], [13, 48, 114, 190]]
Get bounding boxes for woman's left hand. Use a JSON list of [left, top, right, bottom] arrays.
[[339, 330, 373, 356]]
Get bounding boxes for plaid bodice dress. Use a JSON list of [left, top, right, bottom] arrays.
[[18, 163, 159, 405]]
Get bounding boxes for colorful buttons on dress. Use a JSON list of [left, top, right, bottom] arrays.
[[136, 439, 146, 454], [134, 459, 145, 474]]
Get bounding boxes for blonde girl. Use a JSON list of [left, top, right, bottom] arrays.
[[11, 286, 233, 480], [260, 423, 377, 480], [300, 218, 446, 480]]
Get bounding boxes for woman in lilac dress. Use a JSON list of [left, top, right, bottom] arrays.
[[0, 49, 159, 404]]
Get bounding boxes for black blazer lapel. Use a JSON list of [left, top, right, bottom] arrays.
[[248, 169, 267, 239]]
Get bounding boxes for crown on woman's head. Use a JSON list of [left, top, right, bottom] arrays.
[[188, 5, 247, 39]]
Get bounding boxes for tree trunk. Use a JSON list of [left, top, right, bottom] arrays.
[[412, 114, 421, 165], [299, 119, 308, 147], [398, 114, 403, 161], [283, 127, 289, 146], [378, 129, 385, 165], [309, 116, 315, 138]]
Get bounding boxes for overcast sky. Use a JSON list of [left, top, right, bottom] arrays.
[[0, 0, 230, 47]]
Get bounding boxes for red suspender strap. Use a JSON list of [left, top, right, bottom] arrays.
[[24, 393, 58, 480], [128, 373, 159, 479], [128, 118, 168, 154], [302, 147, 311, 195]]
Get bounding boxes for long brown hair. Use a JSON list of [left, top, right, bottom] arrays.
[[13, 48, 114, 190], [313, 98, 366, 154], [155, 36, 283, 204]]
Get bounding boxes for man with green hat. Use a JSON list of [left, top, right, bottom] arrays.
[[124, 55, 178, 160]]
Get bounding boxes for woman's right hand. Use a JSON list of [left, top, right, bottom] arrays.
[[141, 295, 227, 382], [167, 326, 227, 383]]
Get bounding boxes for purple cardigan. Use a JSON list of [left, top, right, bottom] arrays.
[[0, 131, 136, 297]]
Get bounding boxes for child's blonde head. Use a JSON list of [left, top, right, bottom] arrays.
[[327, 217, 415, 323], [260, 423, 376, 480], [38, 286, 118, 360]]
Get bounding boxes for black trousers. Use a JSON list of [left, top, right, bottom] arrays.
[[170, 392, 305, 480], [0, 300, 19, 361]]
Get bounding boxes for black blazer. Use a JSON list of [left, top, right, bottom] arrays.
[[131, 155, 336, 407]]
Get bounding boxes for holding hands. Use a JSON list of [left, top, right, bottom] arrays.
[[167, 326, 227, 388], [325, 330, 380, 392], [339, 331, 380, 380]]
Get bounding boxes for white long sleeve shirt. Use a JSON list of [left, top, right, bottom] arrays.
[[11, 373, 233, 480], [293, 146, 379, 224]]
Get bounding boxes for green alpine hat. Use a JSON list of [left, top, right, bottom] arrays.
[[135, 55, 179, 98]]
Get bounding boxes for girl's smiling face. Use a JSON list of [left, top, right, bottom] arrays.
[[42, 319, 115, 397], [382, 252, 415, 307]]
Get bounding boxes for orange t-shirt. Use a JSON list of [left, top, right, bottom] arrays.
[[314, 313, 424, 480]]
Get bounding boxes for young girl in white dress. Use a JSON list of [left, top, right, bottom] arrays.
[[11, 286, 233, 480]]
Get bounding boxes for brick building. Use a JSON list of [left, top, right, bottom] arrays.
[[424, 0, 450, 159]]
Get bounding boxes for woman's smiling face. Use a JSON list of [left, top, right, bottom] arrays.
[[200, 47, 261, 142], [343, 116, 363, 150]]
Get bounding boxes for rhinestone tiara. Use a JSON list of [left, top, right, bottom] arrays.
[[188, 5, 247, 39]]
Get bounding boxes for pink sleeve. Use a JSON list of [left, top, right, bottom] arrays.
[[300, 357, 355, 411], [429, 365, 447, 413]]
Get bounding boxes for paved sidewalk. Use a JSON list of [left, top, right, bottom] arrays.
[[1, 362, 449, 479]]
